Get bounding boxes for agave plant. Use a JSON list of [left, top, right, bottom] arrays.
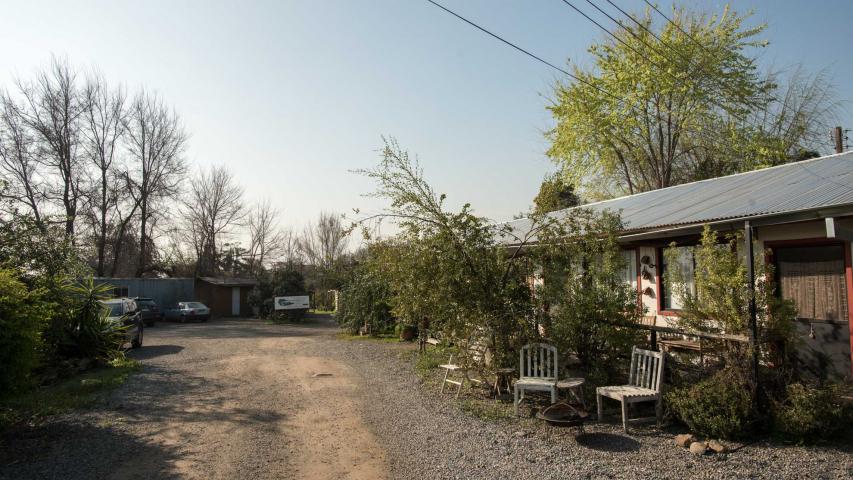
[[56, 278, 128, 361]]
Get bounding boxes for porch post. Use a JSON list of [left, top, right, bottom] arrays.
[[744, 221, 760, 391]]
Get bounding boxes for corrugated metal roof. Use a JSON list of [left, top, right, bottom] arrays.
[[498, 151, 853, 245]]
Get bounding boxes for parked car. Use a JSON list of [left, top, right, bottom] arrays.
[[101, 297, 143, 349], [165, 301, 211, 322], [134, 297, 162, 327]]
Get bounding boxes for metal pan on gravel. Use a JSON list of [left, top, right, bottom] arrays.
[[536, 402, 589, 427]]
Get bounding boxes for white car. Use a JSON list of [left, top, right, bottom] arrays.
[[101, 298, 143, 348]]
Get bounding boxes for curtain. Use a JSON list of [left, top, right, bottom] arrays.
[[777, 246, 847, 321]]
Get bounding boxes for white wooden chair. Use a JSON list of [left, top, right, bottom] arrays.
[[596, 346, 665, 433], [439, 341, 487, 398], [514, 343, 558, 415]]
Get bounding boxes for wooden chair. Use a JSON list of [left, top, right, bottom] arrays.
[[596, 346, 665, 433], [439, 340, 487, 397], [514, 343, 559, 415]]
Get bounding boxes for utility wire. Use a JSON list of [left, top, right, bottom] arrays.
[[593, 0, 758, 128], [561, 0, 763, 132], [424, 0, 572, 77], [423, 0, 636, 109], [643, 0, 718, 60]]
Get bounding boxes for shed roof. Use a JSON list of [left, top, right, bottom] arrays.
[[498, 151, 853, 245], [197, 277, 257, 287]]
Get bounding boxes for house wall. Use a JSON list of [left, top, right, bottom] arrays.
[[633, 218, 852, 381]]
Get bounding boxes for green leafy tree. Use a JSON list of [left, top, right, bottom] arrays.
[[531, 209, 644, 384], [533, 173, 580, 214], [337, 244, 395, 335], [548, 5, 839, 199], [356, 138, 536, 368], [0, 268, 52, 396], [248, 267, 308, 318]]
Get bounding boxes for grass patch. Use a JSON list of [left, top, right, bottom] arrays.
[[310, 309, 336, 315], [414, 344, 455, 376], [459, 398, 514, 422], [336, 332, 401, 343], [0, 358, 140, 431]]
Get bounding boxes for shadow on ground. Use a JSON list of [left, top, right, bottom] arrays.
[[575, 432, 641, 452], [0, 421, 181, 480], [131, 344, 184, 360]]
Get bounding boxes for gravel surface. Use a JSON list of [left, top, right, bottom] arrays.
[[326, 333, 853, 480], [2, 315, 850, 480]]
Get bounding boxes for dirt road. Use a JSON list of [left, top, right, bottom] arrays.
[[0, 315, 388, 480]]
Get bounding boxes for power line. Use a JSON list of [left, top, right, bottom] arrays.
[[642, 0, 717, 60], [424, 0, 572, 77], [423, 0, 634, 108], [560, 0, 763, 132]]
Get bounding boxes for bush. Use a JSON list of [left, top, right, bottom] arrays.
[[44, 279, 127, 363], [773, 383, 849, 442], [249, 268, 308, 318], [667, 368, 755, 439], [0, 269, 52, 397], [337, 255, 394, 335]]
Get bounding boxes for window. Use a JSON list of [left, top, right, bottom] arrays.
[[660, 246, 694, 311], [113, 286, 129, 297], [775, 245, 848, 321], [619, 249, 637, 291]]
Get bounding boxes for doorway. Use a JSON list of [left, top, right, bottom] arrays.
[[231, 287, 240, 316]]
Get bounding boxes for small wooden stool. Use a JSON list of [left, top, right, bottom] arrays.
[[493, 368, 515, 398], [556, 377, 586, 408]]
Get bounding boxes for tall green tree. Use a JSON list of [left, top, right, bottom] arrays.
[[533, 173, 580, 214], [548, 4, 839, 199]]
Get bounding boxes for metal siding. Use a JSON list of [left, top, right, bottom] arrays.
[[93, 278, 195, 309]]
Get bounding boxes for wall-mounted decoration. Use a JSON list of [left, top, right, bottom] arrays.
[[640, 255, 656, 269], [643, 286, 655, 298], [641, 267, 653, 281]]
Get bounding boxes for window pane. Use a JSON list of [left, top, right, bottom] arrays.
[[620, 250, 637, 290], [662, 246, 694, 310]]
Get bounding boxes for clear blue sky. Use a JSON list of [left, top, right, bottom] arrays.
[[1, 0, 850, 231]]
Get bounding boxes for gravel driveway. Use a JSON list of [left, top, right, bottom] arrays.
[[2, 315, 851, 480]]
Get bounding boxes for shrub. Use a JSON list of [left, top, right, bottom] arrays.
[[773, 383, 849, 442], [44, 279, 127, 362], [0, 269, 52, 397], [337, 251, 394, 335], [667, 368, 755, 439], [249, 267, 308, 318]]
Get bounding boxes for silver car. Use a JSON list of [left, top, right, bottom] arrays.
[[166, 302, 211, 322], [101, 298, 143, 348]]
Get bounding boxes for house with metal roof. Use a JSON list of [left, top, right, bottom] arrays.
[[500, 151, 853, 380]]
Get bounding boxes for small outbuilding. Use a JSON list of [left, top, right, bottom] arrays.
[[195, 277, 257, 318]]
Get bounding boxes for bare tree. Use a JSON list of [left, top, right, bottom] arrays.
[[184, 165, 245, 276], [246, 199, 284, 275], [124, 89, 188, 276], [279, 227, 302, 269], [14, 56, 85, 237], [81, 72, 127, 275], [298, 211, 348, 272], [0, 92, 45, 226]]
